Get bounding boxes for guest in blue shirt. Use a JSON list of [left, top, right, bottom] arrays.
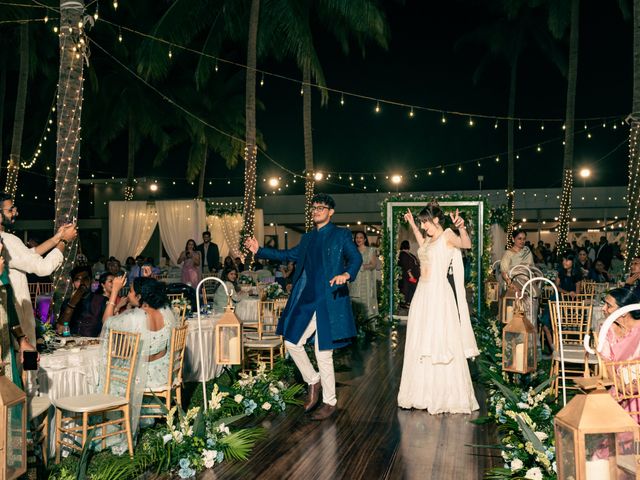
[[244, 193, 362, 421]]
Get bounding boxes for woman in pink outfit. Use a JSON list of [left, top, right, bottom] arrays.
[[178, 239, 202, 286], [600, 287, 640, 422]]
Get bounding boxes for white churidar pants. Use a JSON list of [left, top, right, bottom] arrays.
[[284, 313, 336, 406]]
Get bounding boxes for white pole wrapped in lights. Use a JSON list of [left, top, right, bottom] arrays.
[[194, 276, 240, 412], [516, 277, 567, 406]]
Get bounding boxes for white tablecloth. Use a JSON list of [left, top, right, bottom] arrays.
[[235, 296, 259, 322], [38, 343, 102, 456], [184, 314, 223, 382]]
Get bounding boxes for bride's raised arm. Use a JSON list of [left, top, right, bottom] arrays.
[[446, 209, 472, 249], [404, 208, 425, 247]]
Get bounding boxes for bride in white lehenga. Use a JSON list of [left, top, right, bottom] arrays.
[[397, 202, 480, 413]]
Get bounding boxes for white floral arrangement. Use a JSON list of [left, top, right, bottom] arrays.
[[264, 282, 286, 300], [239, 274, 256, 286]]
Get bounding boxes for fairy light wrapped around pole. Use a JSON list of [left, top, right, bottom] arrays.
[[626, 114, 640, 270], [52, 0, 88, 313]]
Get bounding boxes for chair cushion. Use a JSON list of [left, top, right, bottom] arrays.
[[244, 338, 282, 348], [243, 332, 280, 341], [53, 394, 128, 413], [553, 348, 598, 364], [29, 396, 51, 419]]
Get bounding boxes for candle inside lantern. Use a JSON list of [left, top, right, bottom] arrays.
[[228, 336, 240, 364], [585, 458, 611, 480], [506, 305, 514, 323], [514, 343, 525, 371]]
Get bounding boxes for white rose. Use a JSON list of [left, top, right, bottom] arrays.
[[162, 434, 173, 445], [517, 402, 530, 410], [234, 394, 244, 403], [262, 402, 272, 411], [510, 459, 523, 471], [534, 431, 548, 442], [525, 467, 543, 480]]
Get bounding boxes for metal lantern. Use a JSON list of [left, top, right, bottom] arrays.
[[502, 303, 537, 374], [0, 376, 26, 480], [555, 390, 640, 480], [485, 275, 499, 304], [499, 286, 518, 324], [214, 300, 242, 365]]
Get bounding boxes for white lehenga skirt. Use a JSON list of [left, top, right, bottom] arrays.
[[397, 280, 479, 413]]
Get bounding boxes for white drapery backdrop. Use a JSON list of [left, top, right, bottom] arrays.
[[108, 201, 158, 262], [491, 224, 507, 264], [156, 200, 207, 265], [205, 209, 263, 260]]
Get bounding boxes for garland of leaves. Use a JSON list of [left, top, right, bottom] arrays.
[[378, 194, 492, 318], [489, 204, 511, 231]]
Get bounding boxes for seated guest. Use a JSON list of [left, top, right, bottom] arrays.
[[625, 257, 640, 298], [92, 255, 106, 278], [589, 259, 611, 283], [144, 257, 161, 275], [576, 248, 592, 279], [556, 252, 583, 297], [212, 268, 240, 312], [600, 288, 640, 422], [128, 255, 146, 283], [58, 266, 106, 337], [234, 256, 244, 273], [98, 272, 128, 318], [99, 277, 177, 444], [124, 256, 135, 271], [106, 258, 126, 276]]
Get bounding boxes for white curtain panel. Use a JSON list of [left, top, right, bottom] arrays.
[[205, 209, 264, 261], [108, 201, 158, 262], [156, 200, 207, 265], [491, 224, 507, 264]]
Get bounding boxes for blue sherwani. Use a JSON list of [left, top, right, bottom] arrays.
[[255, 222, 362, 350]]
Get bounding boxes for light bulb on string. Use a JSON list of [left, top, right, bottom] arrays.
[[468, 117, 474, 127], [613, 123, 617, 130], [300, 84, 304, 95], [587, 132, 592, 139], [260, 73, 264, 86], [168, 49, 173, 59], [375, 101, 381, 113], [441, 168, 445, 174], [44, 15, 48, 23], [540, 122, 545, 131], [495, 156, 500, 163], [494, 120, 498, 129], [457, 165, 462, 172], [562, 124, 566, 130], [584, 122, 588, 130], [118, 28, 122, 42], [537, 145, 542, 152], [409, 107, 414, 118], [441, 113, 446, 124], [340, 93, 344, 106], [518, 120, 522, 130], [113, 0, 118, 9], [215, 62, 219, 72], [602, 121, 606, 128]]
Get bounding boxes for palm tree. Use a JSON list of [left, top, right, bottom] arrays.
[[625, 0, 640, 267], [260, 1, 388, 230], [4, 22, 28, 197], [457, 0, 565, 247], [53, 0, 85, 303], [555, 0, 580, 253]]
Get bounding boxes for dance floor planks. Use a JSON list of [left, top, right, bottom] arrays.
[[203, 324, 499, 480]]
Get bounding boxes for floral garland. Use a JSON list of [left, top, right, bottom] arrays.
[[489, 204, 511, 231], [239, 274, 256, 286], [379, 194, 492, 318], [264, 282, 285, 299]]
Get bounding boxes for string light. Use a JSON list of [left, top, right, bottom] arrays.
[[340, 93, 344, 106], [260, 73, 264, 86], [626, 116, 640, 267], [441, 113, 446, 124], [409, 107, 414, 118], [375, 101, 381, 113], [468, 117, 474, 127]]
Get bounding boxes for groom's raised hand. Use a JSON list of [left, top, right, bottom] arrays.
[[244, 237, 259, 254]]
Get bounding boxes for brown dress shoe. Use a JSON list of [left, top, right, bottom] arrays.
[[311, 403, 336, 420], [303, 382, 322, 412]]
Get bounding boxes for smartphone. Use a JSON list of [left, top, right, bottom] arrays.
[[23, 351, 38, 371]]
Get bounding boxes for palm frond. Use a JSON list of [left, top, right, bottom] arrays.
[[217, 427, 266, 461]]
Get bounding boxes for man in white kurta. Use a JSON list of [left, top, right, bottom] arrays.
[[0, 195, 77, 344]]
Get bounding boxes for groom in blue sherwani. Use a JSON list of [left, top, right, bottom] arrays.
[[245, 193, 362, 420]]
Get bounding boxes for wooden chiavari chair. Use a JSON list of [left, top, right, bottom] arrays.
[[167, 293, 184, 302], [54, 330, 140, 461], [549, 301, 596, 397], [141, 325, 189, 419], [243, 299, 284, 370], [28, 283, 39, 309], [38, 282, 53, 296]]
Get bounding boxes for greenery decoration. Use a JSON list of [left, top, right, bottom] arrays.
[[378, 194, 491, 318], [489, 204, 511, 231]]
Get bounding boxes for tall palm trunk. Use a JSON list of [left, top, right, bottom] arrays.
[[242, 0, 260, 263], [198, 143, 208, 198], [5, 24, 29, 196], [53, 0, 86, 307], [627, 0, 640, 268], [302, 63, 314, 231], [506, 56, 518, 249], [124, 115, 135, 200], [557, 0, 580, 253]]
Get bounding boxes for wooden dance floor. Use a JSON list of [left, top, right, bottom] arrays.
[[204, 324, 499, 480]]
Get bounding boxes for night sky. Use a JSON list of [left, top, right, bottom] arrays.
[[0, 0, 635, 218]]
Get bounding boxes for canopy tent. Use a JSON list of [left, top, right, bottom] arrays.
[[108, 200, 263, 265]]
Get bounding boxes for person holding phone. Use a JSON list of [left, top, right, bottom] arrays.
[[0, 193, 77, 345], [178, 239, 201, 286], [0, 241, 38, 388]]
